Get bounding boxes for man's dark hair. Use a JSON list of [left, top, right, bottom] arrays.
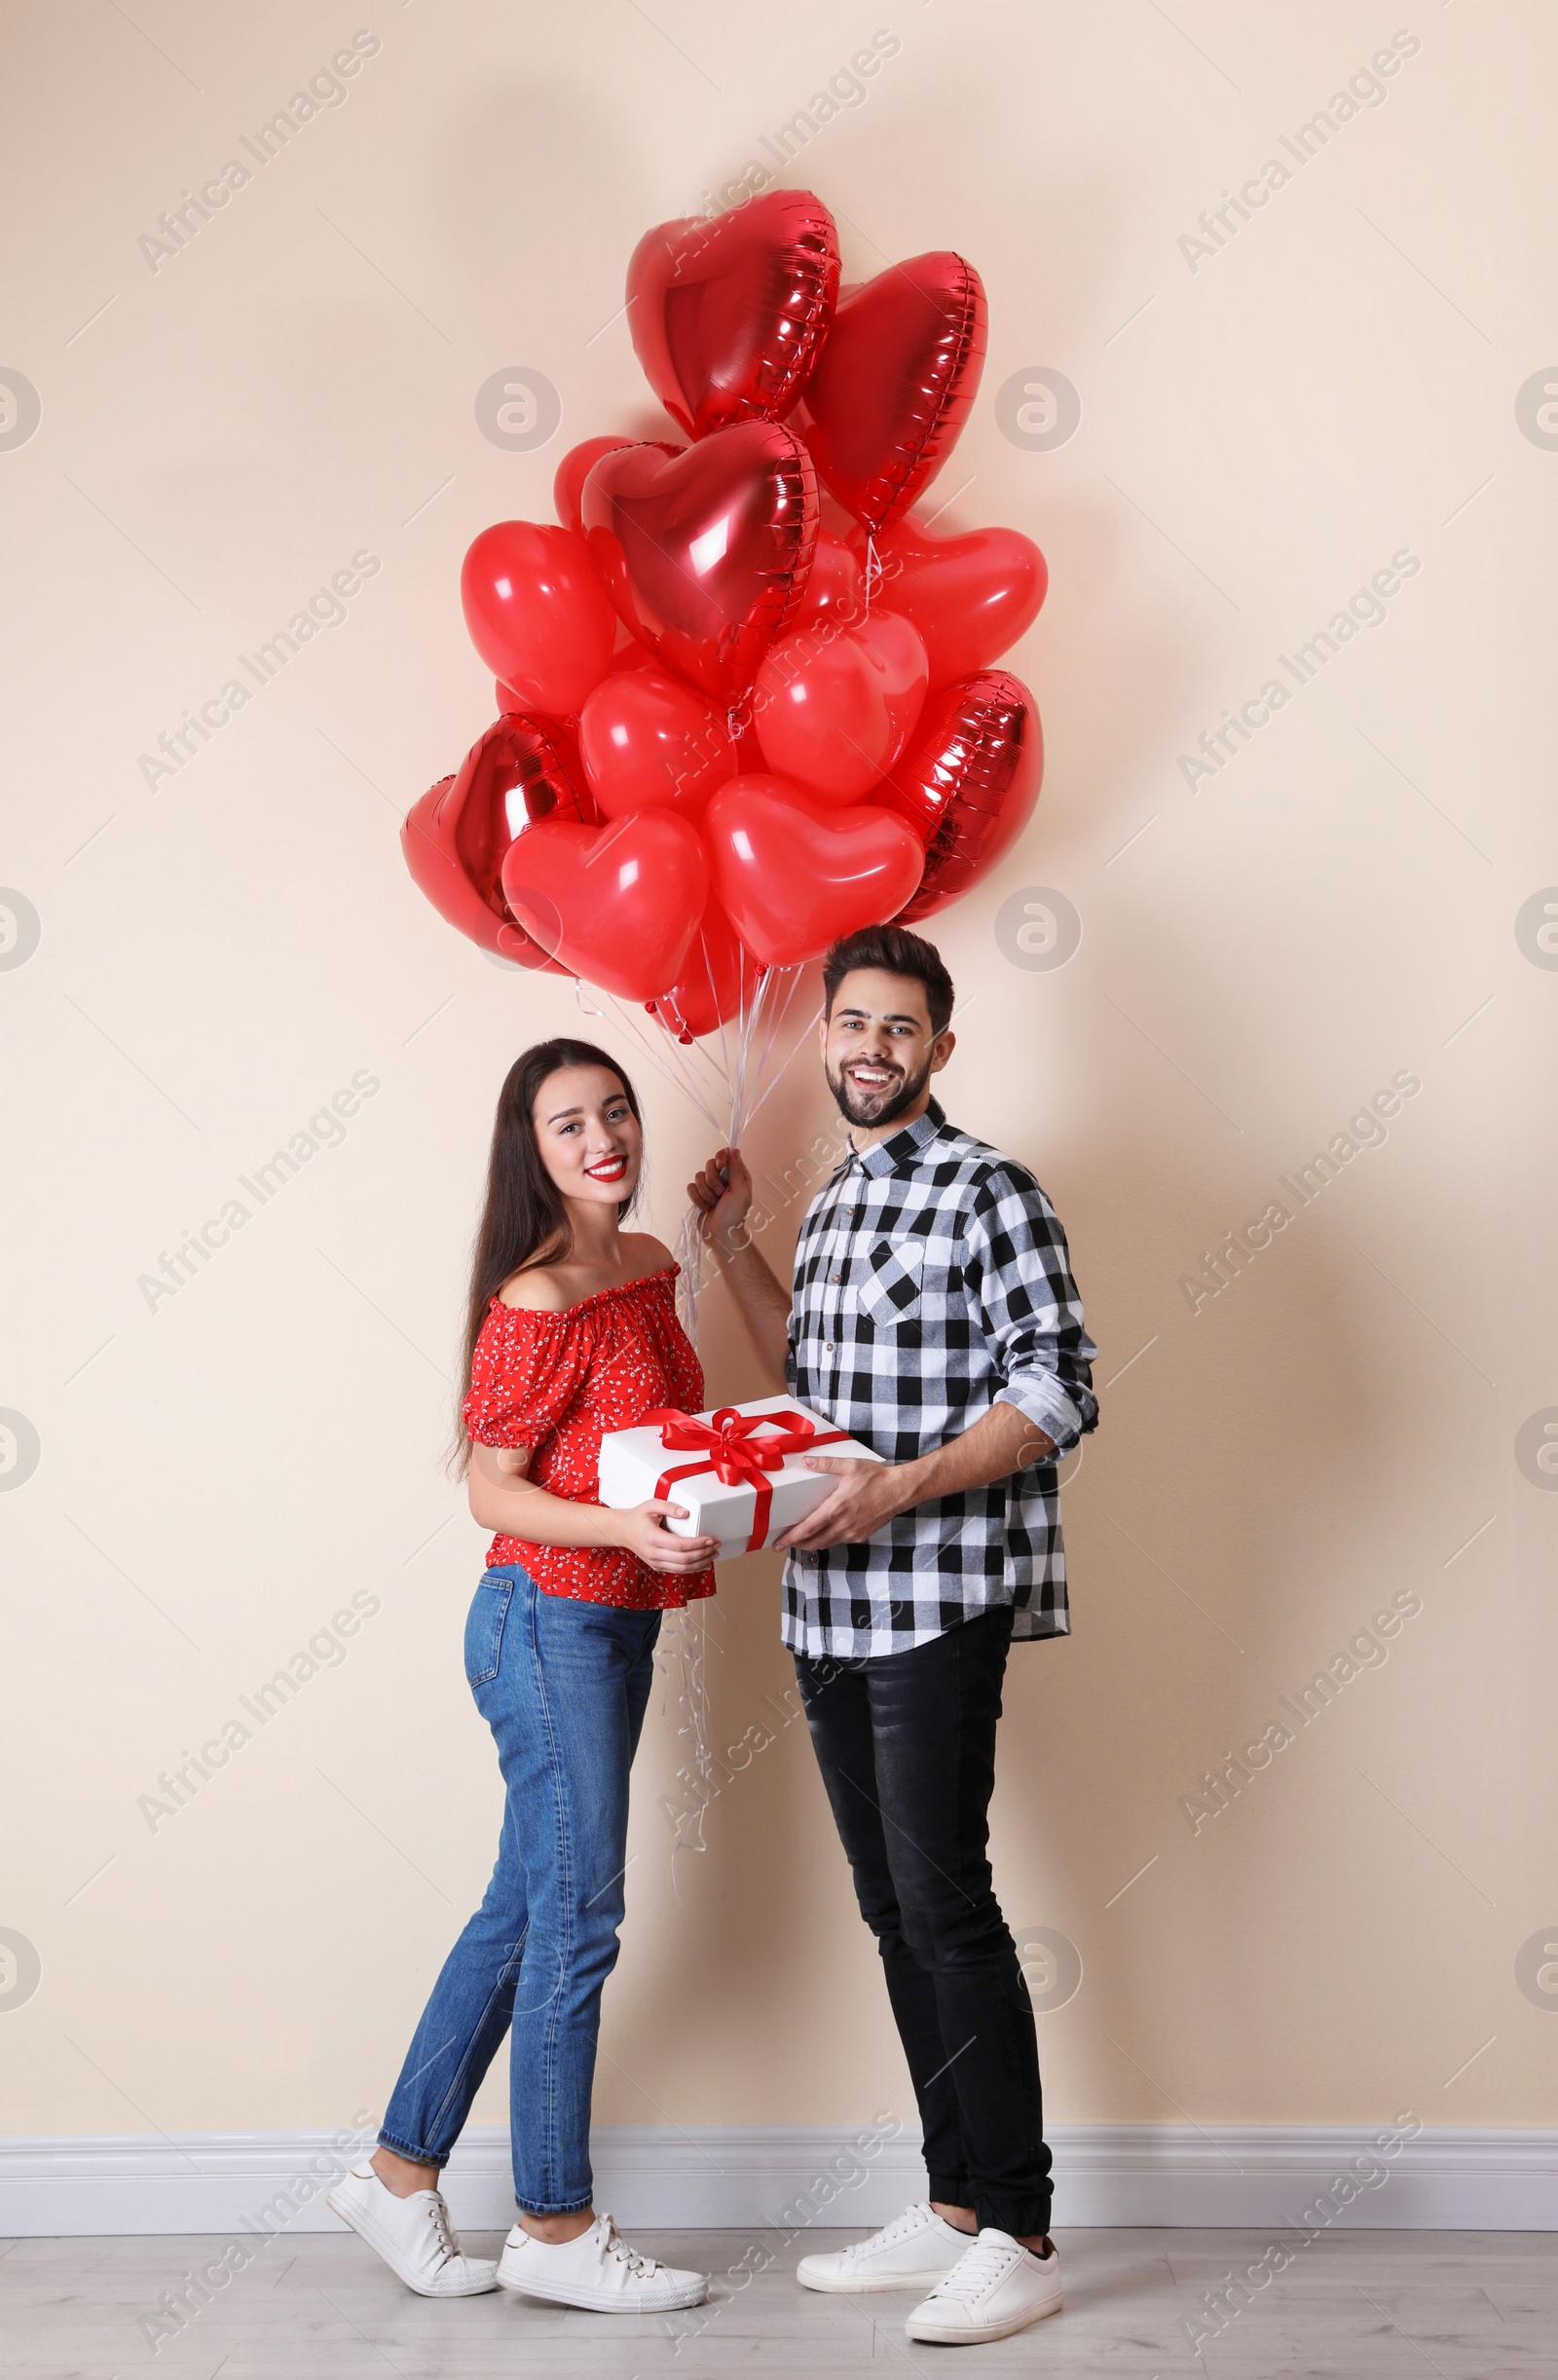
[[821, 924, 954, 1038]]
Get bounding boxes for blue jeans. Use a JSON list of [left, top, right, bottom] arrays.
[[379, 1567, 661, 2213]]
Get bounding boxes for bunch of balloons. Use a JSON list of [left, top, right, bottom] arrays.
[[402, 188, 1048, 1039]]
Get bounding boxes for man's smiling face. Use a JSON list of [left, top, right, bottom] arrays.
[[820, 967, 954, 1137]]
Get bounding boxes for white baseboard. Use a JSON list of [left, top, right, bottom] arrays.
[[2, 2122, 1555, 2238]]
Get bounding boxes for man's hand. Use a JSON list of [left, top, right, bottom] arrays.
[[686, 1142, 792, 1389], [775, 1404, 1057, 1555], [686, 1144, 754, 1254], [774, 1456, 908, 1552]]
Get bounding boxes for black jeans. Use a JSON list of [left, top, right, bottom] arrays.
[[795, 1605, 1052, 2237]]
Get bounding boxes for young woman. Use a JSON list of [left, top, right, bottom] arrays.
[[328, 1039, 718, 2314]]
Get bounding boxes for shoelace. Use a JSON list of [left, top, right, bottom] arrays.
[[848, 2202, 936, 2258], [928, 2235, 1021, 2303], [595, 2213, 657, 2279], [427, 2195, 463, 2265]]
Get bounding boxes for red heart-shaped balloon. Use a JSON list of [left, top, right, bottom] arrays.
[[626, 188, 839, 440], [873, 672, 1043, 921], [461, 522, 617, 717], [578, 663, 740, 819], [703, 775, 924, 967], [401, 715, 596, 970], [580, 423, 817, 706], [789, 528, 863, 634], [647, 895, 763, 1042], [500, 637, 649, 718], [753, 612, 928, 802], [553, 436, 634, 537], [797, 253, 987, 535], [862, 519, 1047, 689], [500, 810, 710, 999]]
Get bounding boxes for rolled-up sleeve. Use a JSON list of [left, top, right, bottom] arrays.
[[961, 1166, 1099, 1458]]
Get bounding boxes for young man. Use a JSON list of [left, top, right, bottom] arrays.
[[687, 922, 1097, 2349]]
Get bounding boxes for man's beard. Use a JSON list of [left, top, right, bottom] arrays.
[[827, 1052, 934, 1131]]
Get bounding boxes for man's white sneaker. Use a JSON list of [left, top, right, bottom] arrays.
[[325, 2162, 499, 2296], [797, 2201, 972, 2293], [905, 2228, 1062, 2342], [496, 2212, 708, 2312]]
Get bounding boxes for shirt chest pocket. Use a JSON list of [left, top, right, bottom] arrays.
[[853, 1235, 927, 1328]]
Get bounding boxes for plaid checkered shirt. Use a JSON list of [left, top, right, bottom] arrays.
[[782, 1108, 1098, 1659]]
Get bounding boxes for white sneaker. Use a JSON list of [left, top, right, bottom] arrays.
[[797, 2201, 972, 2293], [905, 2228, 1062, 2342], [325, 2162, 499, 2296], [496, 2212, 708, 2312]]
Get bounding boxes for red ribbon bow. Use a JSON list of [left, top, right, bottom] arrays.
[[643, 1406, 848, 1552]]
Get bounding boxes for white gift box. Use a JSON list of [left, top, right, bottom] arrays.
[[597, 1394, 881, 1560]]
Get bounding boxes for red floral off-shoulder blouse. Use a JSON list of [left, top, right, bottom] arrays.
[[461, 1263, 716, 1610]]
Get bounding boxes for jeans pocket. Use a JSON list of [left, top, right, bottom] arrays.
[[464, 1573, 515, 1688]]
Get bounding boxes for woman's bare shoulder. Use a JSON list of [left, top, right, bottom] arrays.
[[494, 1237, 672, 1312], [496, 1266, 570, 1312]]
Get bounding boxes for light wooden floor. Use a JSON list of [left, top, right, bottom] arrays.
[[3, 2224, 1555, 2378]]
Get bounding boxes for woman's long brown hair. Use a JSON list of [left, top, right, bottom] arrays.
[[449, 1039, 643, 1475]]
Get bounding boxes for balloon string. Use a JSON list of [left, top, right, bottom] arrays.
[[657, 1594, 713, 1895], [563, 964, 812, 1881], [577, 960, 810, 1346], [658, 971, 773, 1888], [864, 533, 880, 614], [742, 984, 821, 1130]]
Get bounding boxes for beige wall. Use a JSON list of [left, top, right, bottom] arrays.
[[3, 0, 1555, 2147]]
